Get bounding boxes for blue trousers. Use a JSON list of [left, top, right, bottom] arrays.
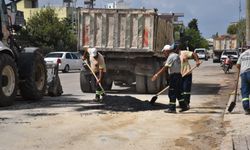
[[241, 71, 250, 110], [182, 74, 192, 105], [168, 73, 186, 110]]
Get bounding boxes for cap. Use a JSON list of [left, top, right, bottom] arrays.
[[162, 44, 174, 52], [89, 48, 98, 57]]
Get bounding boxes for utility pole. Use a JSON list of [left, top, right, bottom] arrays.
[[246, 0, 250, 47], [238, 0, 242, 49]]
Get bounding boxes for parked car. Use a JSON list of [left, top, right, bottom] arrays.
[[194, 48, 209, 60], [212, 53, 220, 63], [44, 52, 83, 73], [220, 50, 239, 64]]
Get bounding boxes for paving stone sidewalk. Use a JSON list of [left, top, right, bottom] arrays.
[[221, 84, 250, 150]]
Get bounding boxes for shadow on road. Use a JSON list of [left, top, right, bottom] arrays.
[[0, 95, 168, 113], [192, 83, 222, 95], [75, 95, 168, 112]]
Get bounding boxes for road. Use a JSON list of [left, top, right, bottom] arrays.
[[0, 60, 236, 150]]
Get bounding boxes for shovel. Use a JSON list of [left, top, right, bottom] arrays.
[[150, 64, 200, 104], [227, 70, 240, 112], [84, 61, 105, 95]]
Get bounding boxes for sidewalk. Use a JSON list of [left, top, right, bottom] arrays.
[[221, 84, 250, 149]]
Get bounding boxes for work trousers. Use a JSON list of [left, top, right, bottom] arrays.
[[241, 71, 250, 110], [92, 72, 105, 98], [168, 73, 186, 110], [182, 74, 192, 105]]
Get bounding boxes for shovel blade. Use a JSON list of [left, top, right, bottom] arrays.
[[150, 96, 158, 104], [228, 102, 236, 112]]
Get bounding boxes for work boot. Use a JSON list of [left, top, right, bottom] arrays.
[[164, 109, 177, 114], [179, 106, 190, 112], [93, 95, 101, 102], [179, 101, 190, 112], [244, 109, 250, 115], [242, 101, 249, 110], [165, 104, 176, 113]]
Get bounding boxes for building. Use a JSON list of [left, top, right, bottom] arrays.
[[16, 0, 74, 22], [105, 0, 128, 9], [206, 38, 214, 50], [213, 35, 237, 50]]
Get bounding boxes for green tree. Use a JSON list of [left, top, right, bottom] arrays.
[[237, 19, 246, 47], [178, 19, 209, 50], [188, 18, 199, 32], [16, 8, 77, 53], [227, 24, 237, 34], [226, 19, 246, 47]]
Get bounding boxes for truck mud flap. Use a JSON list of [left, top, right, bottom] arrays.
[[47, 63, 63, 96]]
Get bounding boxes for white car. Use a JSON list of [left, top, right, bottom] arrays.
[[220, 50, 239, 64], [44, 52, 83, 73], [194, 48, 209, 60]]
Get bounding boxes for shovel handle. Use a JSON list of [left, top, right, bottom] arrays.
[[233, 70, 240, 103], [156, 86, 169, 96], [84, 61, 105, 93], [182, 61, 203, 77]]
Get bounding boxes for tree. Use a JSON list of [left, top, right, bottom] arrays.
[[177, 19, 209, 50], [16, 8, 77, 53], [237, 19, 246, 47], [227, 24, 237, 35], [188, 18, 199, 32], [227, 19, 246, 47]]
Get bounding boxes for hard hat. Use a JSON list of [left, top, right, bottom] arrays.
[[162, 44, 174, 52], [89, 48, 98, 57]]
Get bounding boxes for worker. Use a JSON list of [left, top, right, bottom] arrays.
[[236, 48, 250, 115], [83, 47, 106, 102], [151, 44, 189, 113], [180, 49, 201, 108]]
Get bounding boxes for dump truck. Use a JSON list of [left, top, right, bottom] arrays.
[[212, 35, 237, 63], [0, 0, 47, 106], [78, 8, 175, 93]]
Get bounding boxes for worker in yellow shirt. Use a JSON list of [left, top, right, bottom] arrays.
[[180, 49, 201, 108]]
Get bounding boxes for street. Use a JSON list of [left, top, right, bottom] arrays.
[[0, 60, 237, 150]]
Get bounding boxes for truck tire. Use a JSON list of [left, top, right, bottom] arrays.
[[18, 52, 47, 100], [147, 76, 161, 94], [80, 71, 94, 93], [136, 75, 146, 93], [147, 62, 161, 93], [0, 54, 17, 106], [103, 76, 112, 91]]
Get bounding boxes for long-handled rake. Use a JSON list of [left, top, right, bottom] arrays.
[[149, 64, 200, 104]]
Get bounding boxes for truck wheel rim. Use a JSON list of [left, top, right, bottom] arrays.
[[35, 64, 45, 91], [2, 65, 15, 96]]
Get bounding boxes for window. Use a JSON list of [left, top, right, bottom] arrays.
[[46, 53, 63, 58], [65, 53, 72, 59], [31, 0, 38, 8], [71, 53, 78, 59]]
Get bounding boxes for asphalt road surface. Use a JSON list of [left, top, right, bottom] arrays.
[[0, 59, 237, 150]]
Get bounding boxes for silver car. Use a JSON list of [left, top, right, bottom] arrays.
[[194, 48, 209, 60]]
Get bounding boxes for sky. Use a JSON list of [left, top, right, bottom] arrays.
[[39, 0, 246, 38]]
